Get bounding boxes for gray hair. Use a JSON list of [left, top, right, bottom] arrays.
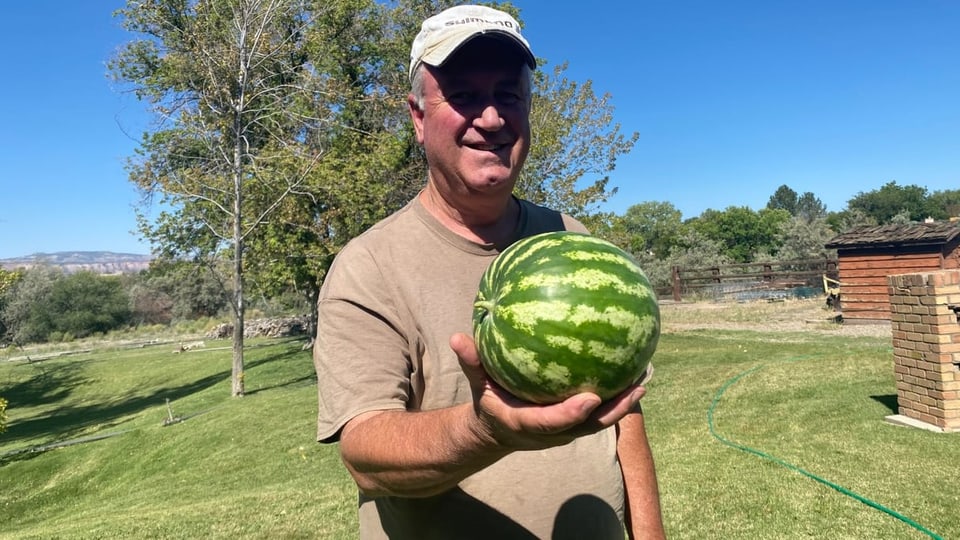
[[410, 63, 533, 110]]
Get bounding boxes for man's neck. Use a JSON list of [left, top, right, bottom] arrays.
[[419, 186, 520, 245]]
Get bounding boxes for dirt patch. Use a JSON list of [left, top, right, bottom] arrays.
[[659, 298, 892, 339]]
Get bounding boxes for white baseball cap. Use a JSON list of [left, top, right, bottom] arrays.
[[409, 4, 536, 80]]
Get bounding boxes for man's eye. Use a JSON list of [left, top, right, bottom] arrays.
[[497, 91, 522, 105], [447, 92, 474, 105]]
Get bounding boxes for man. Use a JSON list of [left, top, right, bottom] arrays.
[[314, 5, 665, 539]]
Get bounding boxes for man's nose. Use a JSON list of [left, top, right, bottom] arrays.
[[473, 103, 505, 131]]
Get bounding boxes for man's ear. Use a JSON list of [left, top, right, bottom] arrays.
[[407, 94, 425, 144]]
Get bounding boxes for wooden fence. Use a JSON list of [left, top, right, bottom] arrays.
[[669, 258, 838, 302]]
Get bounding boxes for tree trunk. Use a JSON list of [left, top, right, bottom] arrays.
[[231, 111, 246, 398]]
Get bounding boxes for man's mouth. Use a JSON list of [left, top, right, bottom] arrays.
[[466, 143, 508, 152]]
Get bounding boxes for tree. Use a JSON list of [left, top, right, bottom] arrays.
[[825, 207, 877, 233], [0, 268, 24, 343], [47, 273, 132, 340], [519, 62, 639, 229], [634, 228, 732, 292], [928, 188, 960, 219], [767, 184, 826, 222], [224, 0, 645, 338], [615, 201, 685, 259], [0, 269, 131, 344], [767, 185, 799, 215], [847, 181, 934, 224], [112, 0, 655, 368], [775, 216, 836, 261], [688, 206, 790, 263], [1, 266, 61, 345], [112, 0, 327, 396]]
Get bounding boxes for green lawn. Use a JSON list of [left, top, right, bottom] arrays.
[[1, 309, 956, 539]]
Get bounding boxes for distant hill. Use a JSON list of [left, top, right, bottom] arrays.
[[0, 251, 152, 275]]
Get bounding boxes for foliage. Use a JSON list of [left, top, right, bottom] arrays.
[[824, 207, 878, 233], [129, 260, 231, 324], [774, 216, 837, 261], [766, 184, 827, 222], [112, 0, 330, 396], [519, 62, 638, 224], [635, 228, 732, 291], [0, 268, 131, 344], [928, 188, 960, 219], [47, 273, 132, 340], [110, 0, 648, 358], [615, 201, 685, 258], [688, 206, 791, 263], [847, 181, 937, 224], [0, 268, 25, 342], [1, 266, 62, 344]]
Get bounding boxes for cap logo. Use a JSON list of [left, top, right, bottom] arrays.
[[443, 18, 517, 32]]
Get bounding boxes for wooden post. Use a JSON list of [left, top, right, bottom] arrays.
[[672, 266, 681, 302]]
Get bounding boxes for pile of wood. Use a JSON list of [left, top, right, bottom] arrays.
[[205, 316, 311, 339]]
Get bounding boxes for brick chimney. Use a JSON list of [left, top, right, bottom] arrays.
[[886, 270, 960, 432]]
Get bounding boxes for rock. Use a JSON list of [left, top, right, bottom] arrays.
[[205, 315, 311, 339]]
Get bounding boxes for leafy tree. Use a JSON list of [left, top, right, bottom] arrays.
[[775, 216, 836, 261], [847, 181, 935, 224], [634, 228, 732, 292], [0, 268, 24, 343], [767, 185, 799, 215], [615, 201, 685, 258], [46, 272, 132, 339], [795, 192, 827, 222], [1, 269, 131, 344], [688, 206, 790, 263], [225, 0, 644, 337], [766, 184, 826, 222], [113, 0, 327, 396], [928, 188, 960, 219], [519, 62, 638, 228], [112, 0, 655, 365], [825, 207, 877, 233], [128, 260, 230, 324], [1, 266, 61, 345]]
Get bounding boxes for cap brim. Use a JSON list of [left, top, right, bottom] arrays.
[[414, 30, 536, 77]]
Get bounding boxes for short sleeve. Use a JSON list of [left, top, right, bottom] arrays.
[[313, 244, 412, 443]]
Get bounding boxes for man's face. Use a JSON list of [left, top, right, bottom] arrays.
[[409, 38, 531, 201]]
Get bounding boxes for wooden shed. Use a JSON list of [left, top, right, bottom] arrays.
[[824, 221, 960, 323]]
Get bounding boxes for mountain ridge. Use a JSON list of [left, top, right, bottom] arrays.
[[0, 251, 152, 274]]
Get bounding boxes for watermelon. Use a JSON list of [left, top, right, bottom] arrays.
[[472, 231, 660, 404]]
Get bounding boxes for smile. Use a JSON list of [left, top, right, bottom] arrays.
[[466, 143, 508, 151]]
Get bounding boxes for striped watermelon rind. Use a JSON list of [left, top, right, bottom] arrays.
[[473, 231, 660, 404]]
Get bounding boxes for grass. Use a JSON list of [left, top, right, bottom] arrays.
[[1, 301, 957, 539]]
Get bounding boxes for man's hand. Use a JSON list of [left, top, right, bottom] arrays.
[[450, 332, 647, 452]]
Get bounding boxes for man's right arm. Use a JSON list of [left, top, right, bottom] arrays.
[[338, 332, 647, 499]]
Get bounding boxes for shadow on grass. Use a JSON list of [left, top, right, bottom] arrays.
[[245, 374, 316, 396], [3, 361, 85, 409], [242, 341, 316, 396], [870, 394, 898, 415], [2, 339, 311, 451], [2, 368, 230, 448]]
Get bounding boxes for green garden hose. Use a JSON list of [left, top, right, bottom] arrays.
[[707, 363, 944, 540]]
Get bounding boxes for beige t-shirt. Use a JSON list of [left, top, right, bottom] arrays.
[[314, 196, 627, 539]]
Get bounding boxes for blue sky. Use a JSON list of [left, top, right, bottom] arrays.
[[1, 1, 958, 258]]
